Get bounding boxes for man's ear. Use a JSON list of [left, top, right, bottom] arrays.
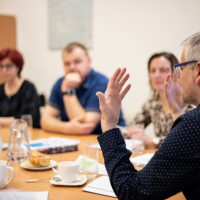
[[88, 56, 92, 67], [195, 61, 200, 84]]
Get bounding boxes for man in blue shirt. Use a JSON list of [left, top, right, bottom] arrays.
[[41, 42, 125, 135], [97, 31, 200, 199]]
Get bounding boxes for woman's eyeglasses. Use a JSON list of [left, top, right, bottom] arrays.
[[0, 64, 14, 70]]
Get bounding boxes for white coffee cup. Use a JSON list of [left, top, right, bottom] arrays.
[[0, 160, 15, 188], [55, 161, 81, 183]]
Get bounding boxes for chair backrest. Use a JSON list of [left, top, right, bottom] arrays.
[[38, 94, 45, 107]]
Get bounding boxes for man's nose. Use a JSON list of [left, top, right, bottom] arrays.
[[69, 63, 76, 71]]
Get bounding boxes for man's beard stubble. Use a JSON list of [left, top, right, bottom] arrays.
[[181, 93, 198, 106]]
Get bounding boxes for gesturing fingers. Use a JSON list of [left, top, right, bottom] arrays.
[[165, 72, 170, 84], [165, 66, 173, 84], [108, 68, 121, 89], [116, 68, 127, 83], [118, 73, 130, 92], [172, 71, 178, 83], [108, 68, 128, 90], [120, 84, 131, 100], [96, 92, 106, 107], [164, 72, 171, 99], [166, 66, 171, 74]]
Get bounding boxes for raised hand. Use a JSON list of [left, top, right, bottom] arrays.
[[96, 68, 131, 132], [164, 66, 185, 120]]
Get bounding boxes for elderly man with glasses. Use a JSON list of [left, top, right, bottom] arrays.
[[96, 31, 200, 200]]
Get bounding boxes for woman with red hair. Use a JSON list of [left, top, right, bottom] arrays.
[[0, 48, 40, 128]]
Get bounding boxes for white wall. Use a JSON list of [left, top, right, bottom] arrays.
[[0, 0, 200, 135]]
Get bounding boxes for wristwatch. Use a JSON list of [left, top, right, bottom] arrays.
[[62, 88, 76, 96]]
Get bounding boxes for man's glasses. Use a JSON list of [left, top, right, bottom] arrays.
[[173, 60, 199, 78], [0, 64, 14, 70]]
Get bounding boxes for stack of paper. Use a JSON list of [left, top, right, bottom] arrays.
[[29, 137, 80, 150], [82, 176, 116, 197], [130, 153, 154, 167]]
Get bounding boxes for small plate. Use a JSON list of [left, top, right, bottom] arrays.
[[50, 175, 87, 186], [20, 160, 57, 171]]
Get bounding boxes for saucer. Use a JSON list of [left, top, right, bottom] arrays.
[[50, 175, 87, 186], [20, 160, 57, 171]]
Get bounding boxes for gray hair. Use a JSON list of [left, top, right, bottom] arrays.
[[181, 31, 200, 69]]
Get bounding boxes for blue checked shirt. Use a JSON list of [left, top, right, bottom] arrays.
[[48, 69, 126, 134]]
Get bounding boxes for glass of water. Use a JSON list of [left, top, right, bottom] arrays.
[[83, 141, 99, 178], [131, 124, 145, 154], [7, 119, 31, 163], [21, 114, 33, 141]]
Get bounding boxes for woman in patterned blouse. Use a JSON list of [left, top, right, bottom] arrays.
[[128, 52, 192, 146], [0, 48, 41, 128]]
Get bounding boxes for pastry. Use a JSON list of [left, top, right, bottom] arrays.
[[27, 153, 50, 167]]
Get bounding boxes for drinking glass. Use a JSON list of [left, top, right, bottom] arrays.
[[131, 124, 145, 154], [21, 114, 33, 140], [83, 141, 98, 178], [7, 119, 31, 163]]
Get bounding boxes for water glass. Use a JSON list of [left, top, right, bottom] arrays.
[[83, 141, 98, 178], [7, 119, 31, 163], [21, 114, 33, 140], [131, 124, 145, 154]]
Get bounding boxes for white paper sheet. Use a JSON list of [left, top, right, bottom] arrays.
[[25, 191, 49, 200], [0, 191, 49, 200], [130, 153, 154, 166], [82, 176, 116, 197]]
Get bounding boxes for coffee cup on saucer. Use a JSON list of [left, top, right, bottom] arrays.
[[53, 161, 82, 183]]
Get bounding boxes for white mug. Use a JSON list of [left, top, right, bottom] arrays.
[[0, 160, 15, 188], [54, 161, 81, 183]]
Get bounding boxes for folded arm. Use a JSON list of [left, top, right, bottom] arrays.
[[41, 105, 100, 135], [62, 94, 101, 124], [0, 117, 15, 126]]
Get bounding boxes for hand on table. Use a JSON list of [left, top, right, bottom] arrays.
[[96, 68, 131, 132], [61, 72, 82, 91], [68, 115, 95, 135], [165, 66, 185, 119]]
